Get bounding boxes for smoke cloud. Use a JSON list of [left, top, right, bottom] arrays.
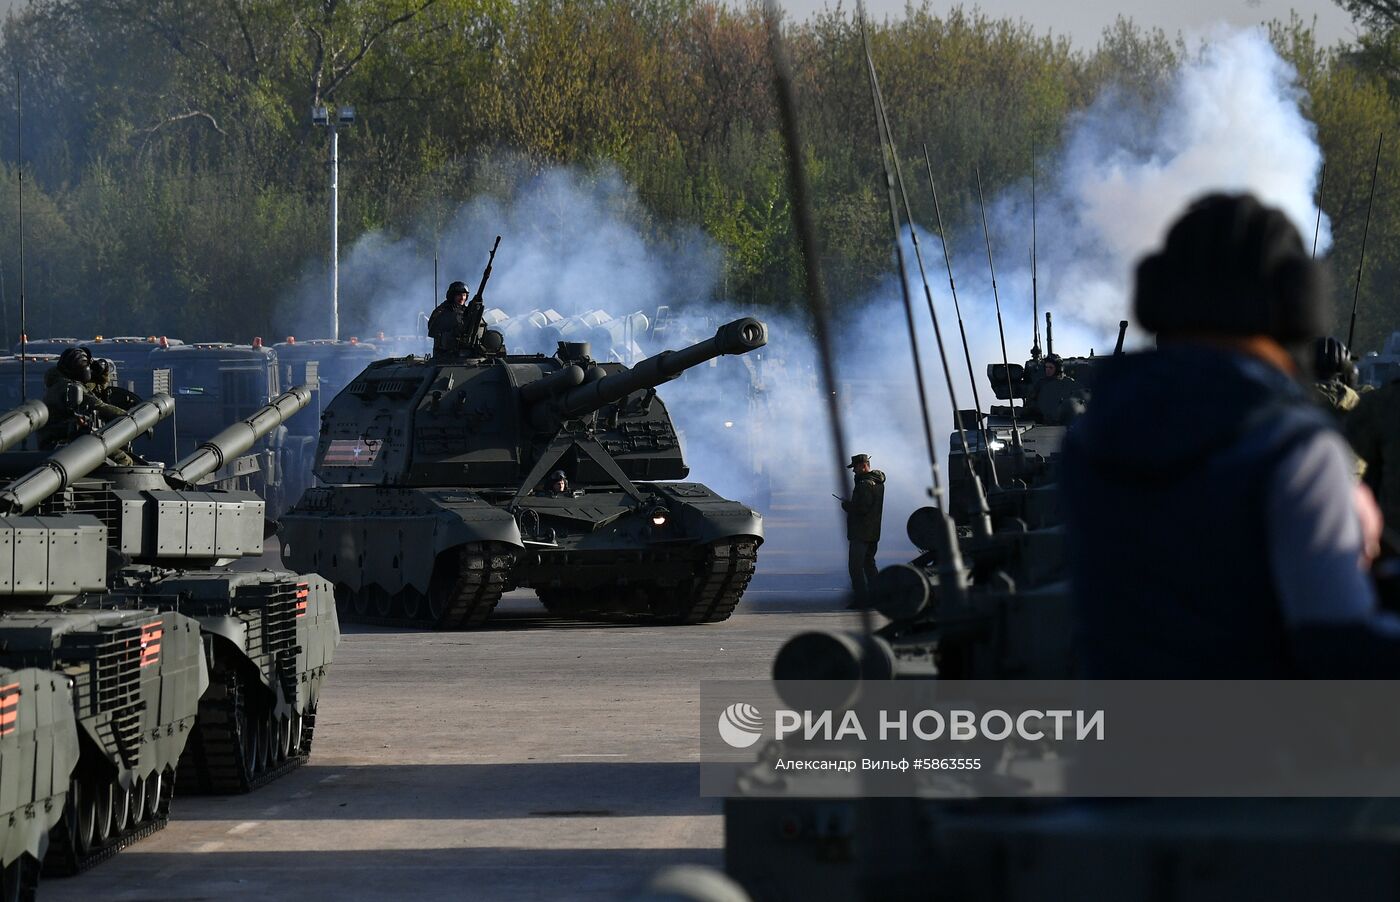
[[280, 27, 1327, 580]]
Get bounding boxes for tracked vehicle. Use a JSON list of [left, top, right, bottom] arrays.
[[0, 395, 209, 881], [280, 316, 769, 628], [0, 387, 340, 796]]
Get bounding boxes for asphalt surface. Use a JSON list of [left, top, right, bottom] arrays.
[[45, 509, 909, 901]]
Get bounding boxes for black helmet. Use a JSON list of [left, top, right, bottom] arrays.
[[1134, 193, 1327, 344], [58, 347, 92, 381], [1313, 336, 1349, 381], [446, 281, 469, 299], [549, 470, 567, 482]]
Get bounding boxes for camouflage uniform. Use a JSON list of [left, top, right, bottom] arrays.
[[38, 367, 134, 464], [841, 462, 886, 607], [1345, 380, 1400, 529], [1314, 379, 1360, 415]]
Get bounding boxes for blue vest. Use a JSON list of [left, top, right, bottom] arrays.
[[1062, 345, 1331, 678]]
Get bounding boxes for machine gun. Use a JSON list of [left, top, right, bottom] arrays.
[[459, 236, 502, 353]]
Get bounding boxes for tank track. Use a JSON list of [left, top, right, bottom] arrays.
[[536, 539, 758, 625], [177, 668, 312, 795], [337, 542, 515, 630], [661, 538, 758, 624], [43, 769, 174, 877]]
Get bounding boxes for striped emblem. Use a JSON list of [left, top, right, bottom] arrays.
[[323, 438, 382, 466], [140, 621, 163, 668], [0, 683, 18, 737], [296, 582, 310, 616]]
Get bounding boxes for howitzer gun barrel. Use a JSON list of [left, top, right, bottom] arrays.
[[166, 386, 312, 485], [558, 317, 767, 415], [0, 393, 175, 514], [0, 401, 48, 454]]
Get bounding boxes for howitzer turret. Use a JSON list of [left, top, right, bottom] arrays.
[[282, 307, 769, 630]]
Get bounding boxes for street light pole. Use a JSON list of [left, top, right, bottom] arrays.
[[329, 124, 339, 342], [313, 103, 355, 341]]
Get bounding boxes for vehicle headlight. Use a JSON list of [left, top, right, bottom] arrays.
[[650, 506, 669, 527]]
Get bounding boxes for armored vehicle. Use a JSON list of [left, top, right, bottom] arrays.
[[0, 387, 341, 796], [0, 395, 210, 879], [280, 316, 769, 628], [1359, 330, 1400, 387]]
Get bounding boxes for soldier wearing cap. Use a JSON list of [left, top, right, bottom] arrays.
[[840, 453, 885, 609], [427, 280, 486, 357], [1063, 192, 1395, 678]]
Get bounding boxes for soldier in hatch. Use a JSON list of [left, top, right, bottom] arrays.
[[427, 280, 487, 356], [535, 470, 572, 498], [90, 358, 139, 411], [840, 453, 885, 609], [39, 347, 134, 462]]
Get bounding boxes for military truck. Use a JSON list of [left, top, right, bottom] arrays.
[[145, 341, 310, 518], [280, 316, 769, 629], [0, 387, 340, 796], [0, 395, 209, 880]]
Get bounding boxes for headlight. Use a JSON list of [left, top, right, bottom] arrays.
[[650, 506, 669, 527]]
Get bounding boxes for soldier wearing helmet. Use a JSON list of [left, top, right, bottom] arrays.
[[1312, 336, 1361, 415], [427, 280, 486, 357], [38, 346, 133, 461], [535, 470, 573, 497], [1064, 192, 1394, 678]]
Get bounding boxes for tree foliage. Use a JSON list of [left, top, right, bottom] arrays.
[[0, 0, 1394, 351]]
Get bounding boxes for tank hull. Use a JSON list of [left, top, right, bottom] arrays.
[[279, 482, 763, 628]]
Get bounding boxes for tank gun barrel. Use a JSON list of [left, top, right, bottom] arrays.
[[0, 400, 48, 454], [166, 386, 312, 486], [0, 393, 175, 514], [558, 317, 767, 416]]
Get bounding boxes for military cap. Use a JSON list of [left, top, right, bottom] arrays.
[[446, 281, 469, 298], [846, 454, 870, 469]]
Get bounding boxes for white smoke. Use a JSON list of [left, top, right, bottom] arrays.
[[276, 27, 1328, 580], [1027, 27, 1329, 337]]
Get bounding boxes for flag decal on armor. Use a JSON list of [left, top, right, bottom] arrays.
[[323, 438, 382, 466]]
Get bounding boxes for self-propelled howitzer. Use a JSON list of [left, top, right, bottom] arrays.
[[280, 317, 770, 628]]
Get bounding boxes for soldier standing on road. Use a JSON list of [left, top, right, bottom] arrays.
[[840, 453, 885, 609], [1063, 193, 1396, 678], [1347, 377, 1400, 531]]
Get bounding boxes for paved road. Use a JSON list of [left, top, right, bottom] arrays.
[[46, 573, 870, 901]]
